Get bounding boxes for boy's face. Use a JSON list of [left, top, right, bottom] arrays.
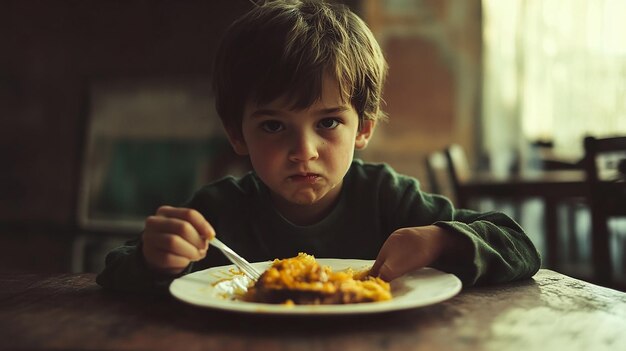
[[227, 75, 374, 223]]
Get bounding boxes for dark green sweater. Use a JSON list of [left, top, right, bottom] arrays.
[[96, 160, 541, 293]]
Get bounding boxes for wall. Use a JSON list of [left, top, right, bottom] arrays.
[[359, 0, 482, 181]]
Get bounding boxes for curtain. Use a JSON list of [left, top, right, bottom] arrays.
[[481, 0, 626, 173]]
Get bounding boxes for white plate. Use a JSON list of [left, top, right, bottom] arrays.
[[169, 259, 462, 315]]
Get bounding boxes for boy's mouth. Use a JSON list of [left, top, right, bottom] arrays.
[[288, 173, 320, 183]]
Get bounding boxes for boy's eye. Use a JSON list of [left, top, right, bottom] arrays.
[[318, 118, 340, 130], [261, 120, 284, 133]]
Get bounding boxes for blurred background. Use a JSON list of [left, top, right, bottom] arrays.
[[1, 0, 625, 287]]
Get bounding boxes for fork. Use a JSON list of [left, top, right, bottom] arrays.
[[209, 237, 262, 281]]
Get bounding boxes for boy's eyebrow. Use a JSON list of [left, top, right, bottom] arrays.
[[313, 106, 350, 115], [250, 106, 350, 118], [249, 109, 281, 118]]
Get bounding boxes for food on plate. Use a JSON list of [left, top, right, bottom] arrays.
[[243, 253, 391, 305]]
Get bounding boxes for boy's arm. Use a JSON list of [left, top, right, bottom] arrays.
[[370, 224, 472, 281], [371, 209, 541, 286], [431, 208, 541, 286], [96, 206, 215, 293], [95, 237, 193, 294], [381, 172, 541, 286]]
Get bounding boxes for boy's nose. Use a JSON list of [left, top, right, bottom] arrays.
[[288, 132, 319, 162]]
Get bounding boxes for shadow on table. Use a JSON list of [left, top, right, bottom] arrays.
[[96, 277, 543, 337], [91, 289, 453, 336]]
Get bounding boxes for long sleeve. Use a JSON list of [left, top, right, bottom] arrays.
[[374, 162, 541, 286], [96, 238, 191, 294], [433, 209, 541, 286]]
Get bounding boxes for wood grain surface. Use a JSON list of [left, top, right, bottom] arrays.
[[1, 270, 625, 351]]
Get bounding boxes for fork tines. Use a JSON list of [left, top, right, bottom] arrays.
[[210, 238, 262, 281], [224, 251, 261, 281]]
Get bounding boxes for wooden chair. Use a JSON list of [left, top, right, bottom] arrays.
[[583, 136, 626, 286], [443, 144, 522, 215], [424, 150, 455, 201], [443, 144, 472, 208]]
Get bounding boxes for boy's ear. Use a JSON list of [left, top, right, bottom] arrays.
[[355, 119, 375, 150], [225, 127, 249, 155]]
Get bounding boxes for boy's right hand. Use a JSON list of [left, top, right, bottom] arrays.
[[141, 206, 216, 276]]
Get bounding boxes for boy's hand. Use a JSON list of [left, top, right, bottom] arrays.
[[142, 206, 216, 276], [370, 225, 465, 281]]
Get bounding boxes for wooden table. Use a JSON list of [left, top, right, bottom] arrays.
[[458, 170, 586, 199], [2, 270, 625, 350], [457, 170, 587, 269]]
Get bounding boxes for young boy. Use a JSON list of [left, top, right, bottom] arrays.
[[96, 0, 540, 293]]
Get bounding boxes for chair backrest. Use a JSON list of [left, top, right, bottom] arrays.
[[582, 135, 626, 285], [583, 136, 626, 217], [424, 150, 455, 200], [445, 144, 471, 182], [583, 136, 626, 184], [444, 144, 472, 207]]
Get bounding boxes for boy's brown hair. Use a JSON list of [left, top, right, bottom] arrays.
[[212, 0, 388, 134]]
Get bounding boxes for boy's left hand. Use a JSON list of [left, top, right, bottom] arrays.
[[370, 225, 463, 281]]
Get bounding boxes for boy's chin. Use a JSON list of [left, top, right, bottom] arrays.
[[281, 182, 342, 207], [280, 186, 337, 206], [286, 191, 322, 206]]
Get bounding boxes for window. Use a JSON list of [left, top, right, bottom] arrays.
[[482, 0, 626, 169]]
